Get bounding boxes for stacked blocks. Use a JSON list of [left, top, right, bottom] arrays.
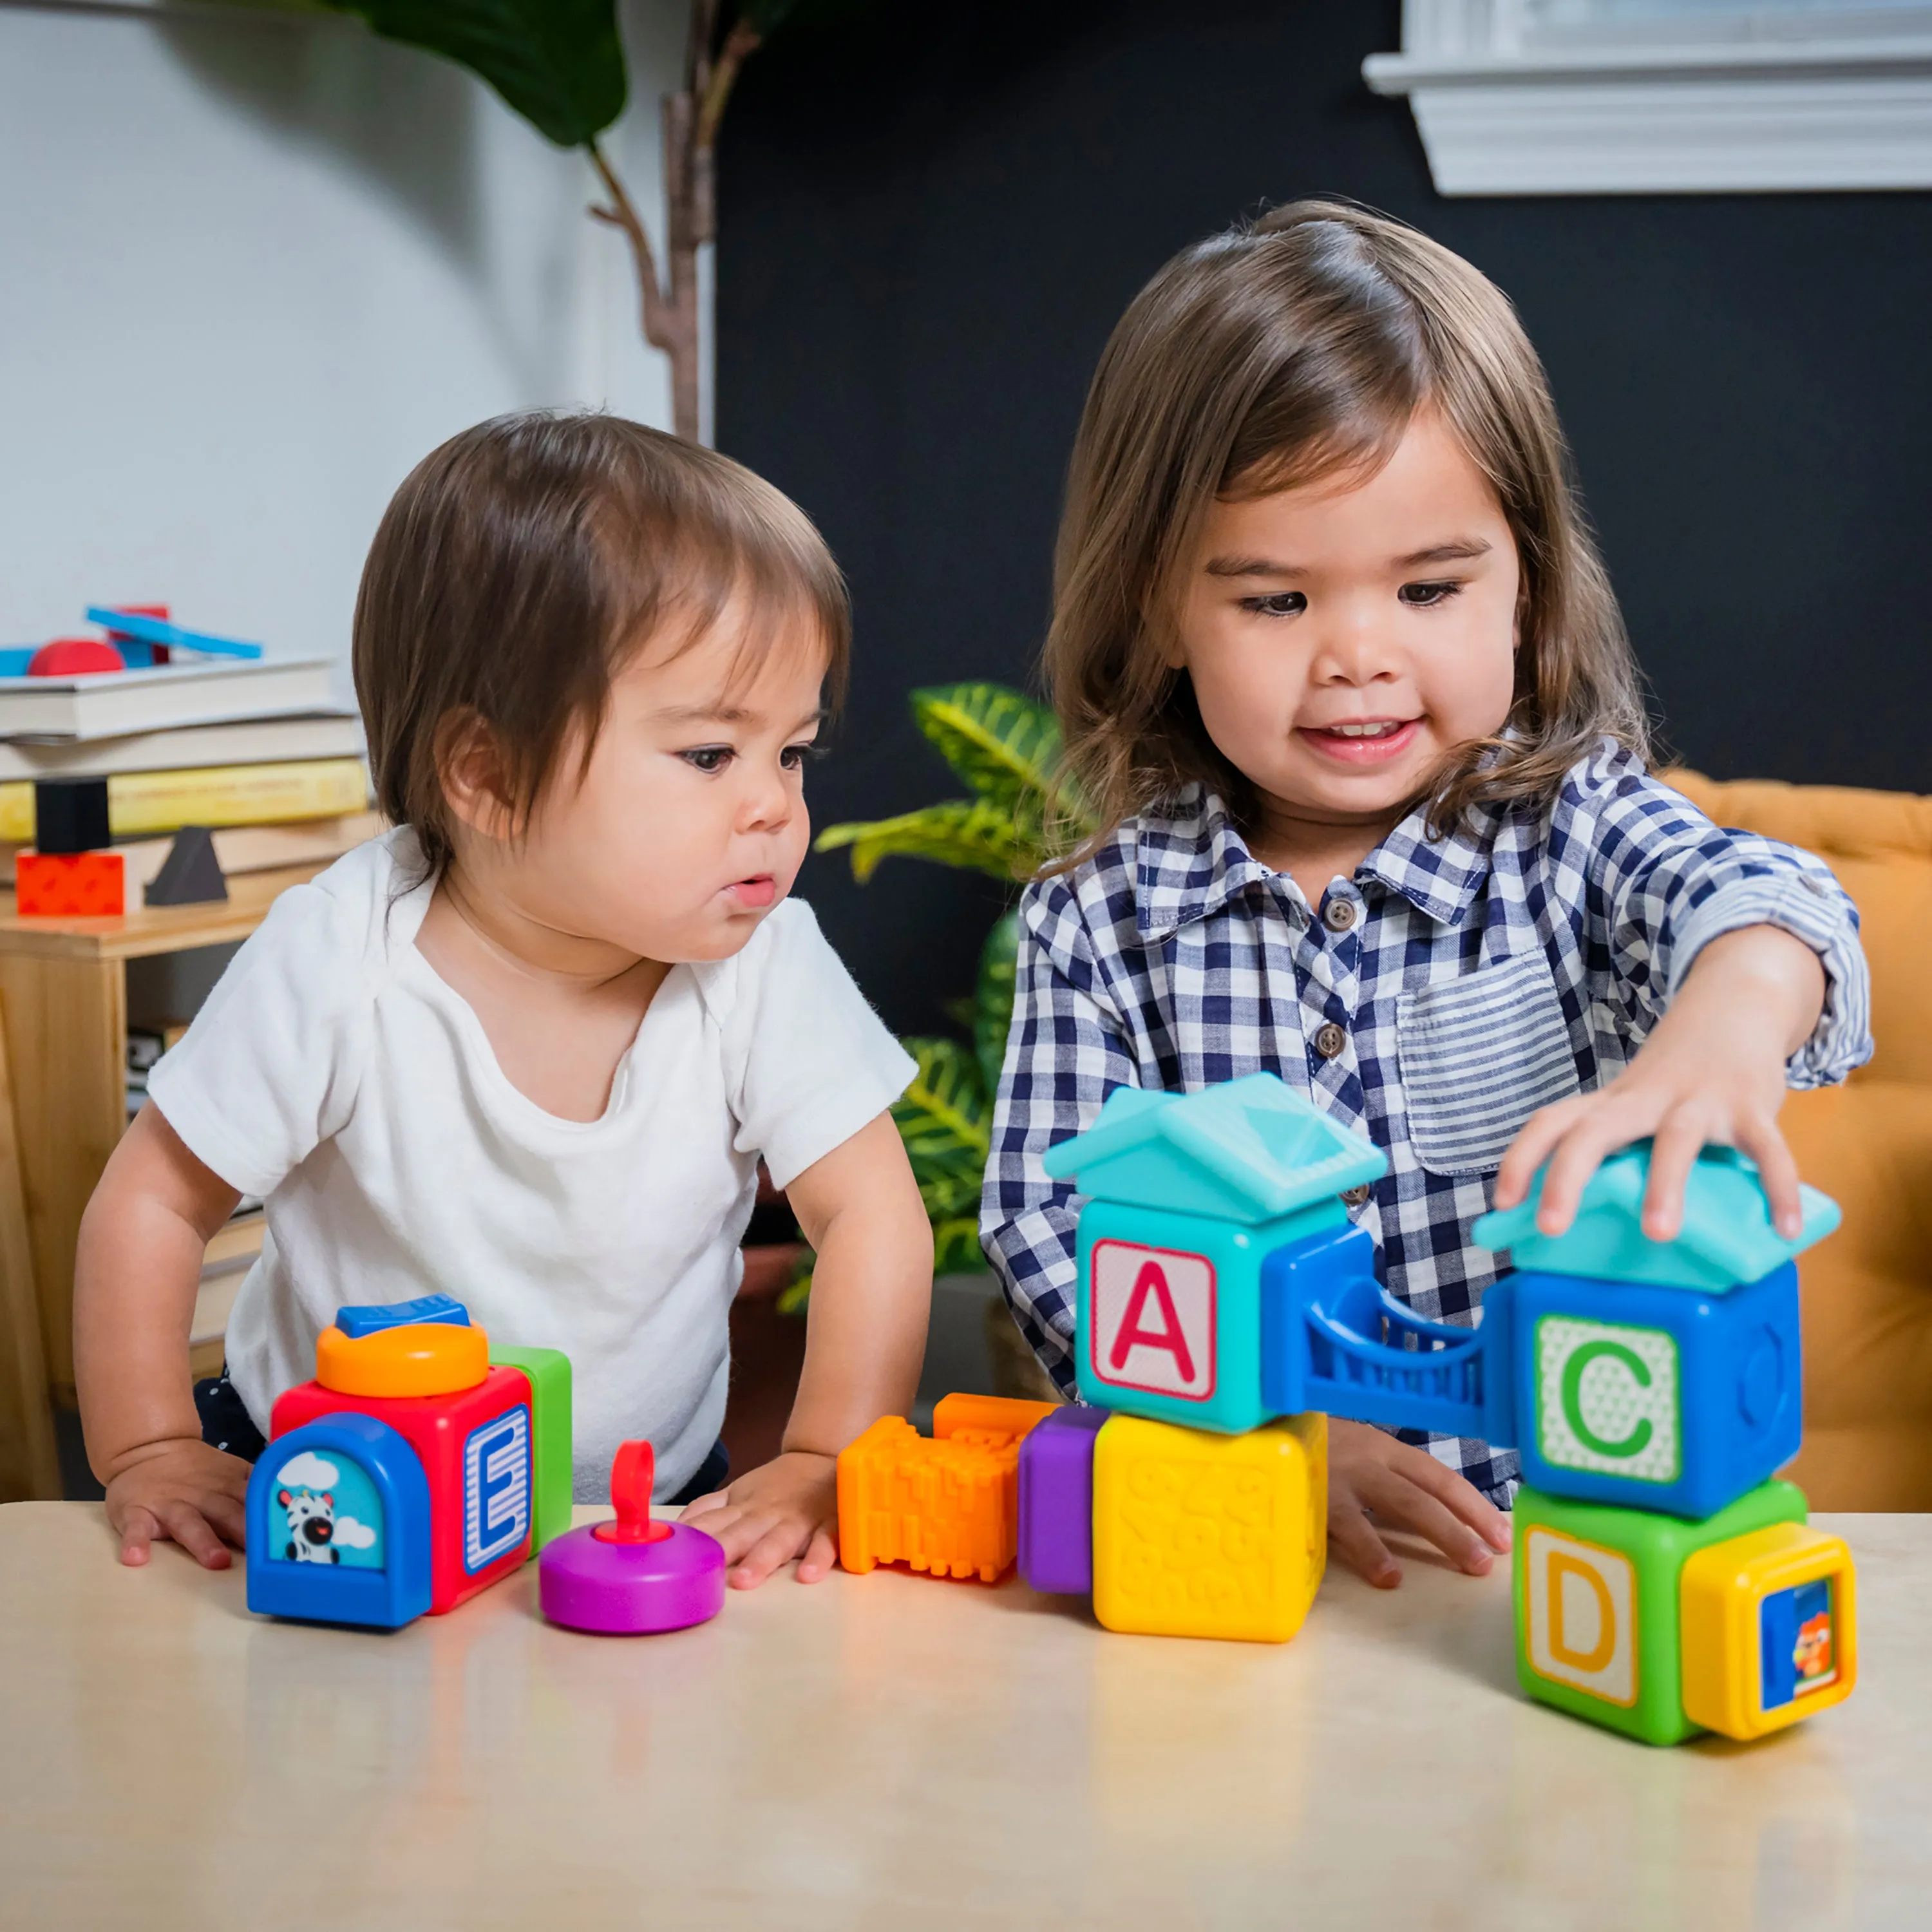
[[1476, 1149, 1857, 1745], [837, 1394, 1057, 1582], [16, 777, 124, 916], [245, 1294, 572, 1630], [1021, 1074, 1858, 1739]]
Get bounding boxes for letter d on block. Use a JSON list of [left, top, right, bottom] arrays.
[[1524, 1526, 1636, 1707]]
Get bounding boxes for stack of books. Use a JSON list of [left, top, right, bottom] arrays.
[[0, 607, 377, 911]]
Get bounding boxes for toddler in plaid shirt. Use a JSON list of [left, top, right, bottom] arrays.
[[981, 203, 1870, 1589]]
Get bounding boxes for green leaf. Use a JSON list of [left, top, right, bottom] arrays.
[[933, 1217, 987, 1275], [910, 684, 1064, 817], [319, 0, 628, 147], [814, 799, 1023, 882], [973, 909, 1020, 1103], [892, 1035, 990, 1163]]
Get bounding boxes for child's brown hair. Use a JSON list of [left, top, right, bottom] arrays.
[[354, 411, 849, 878], [1044, 200, 1648, 846]]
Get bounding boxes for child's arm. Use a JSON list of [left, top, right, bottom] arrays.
[[1497, 928, 1828, 1242], [73, 1104, 247, 1568], [680, 1110, 931, 1587]]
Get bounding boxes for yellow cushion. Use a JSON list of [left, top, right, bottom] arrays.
[[1665, 772, 1932, 1507]]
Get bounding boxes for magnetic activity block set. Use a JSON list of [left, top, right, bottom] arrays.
[[245, 1294, 571, 1630], [836, 1072, 1857, 1748]]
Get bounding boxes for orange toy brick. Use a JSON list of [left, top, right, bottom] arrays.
[[838, 1394, 1058, 1584], [15, 849, 124, 917]]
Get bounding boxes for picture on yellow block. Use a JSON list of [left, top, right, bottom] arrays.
[[1522, 1526, 1638, 1707], [1091, 1411, 1325, 1643]]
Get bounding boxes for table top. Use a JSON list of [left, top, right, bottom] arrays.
[[3, 1502, 1927, 1931]]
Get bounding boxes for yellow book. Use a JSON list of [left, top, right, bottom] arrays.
[[0, 757, 370, 842]]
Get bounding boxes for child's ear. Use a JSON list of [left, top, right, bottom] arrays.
[[436, 710, 520, 844]]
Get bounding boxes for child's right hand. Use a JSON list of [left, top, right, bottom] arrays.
[[1328, 1419, 1511, 1588], [104, 1437, 252, 1570]]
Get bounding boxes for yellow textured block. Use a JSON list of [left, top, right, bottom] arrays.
[[1680, 1522, 1857, 1740], [1092, 1412, 1327, 1643]]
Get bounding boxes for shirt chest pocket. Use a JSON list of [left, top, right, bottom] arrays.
[[1396, 951, 1582, 1176]]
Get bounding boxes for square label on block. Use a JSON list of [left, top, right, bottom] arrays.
[[1523, 1525, 1636, 1706], [1763, 1578, 1837, 1709], [263, 1441, 385, 1569], [1088, 1240, 1217, 1401], [464, 1406, 530, 1573], [1536, 1315, 1680, 1484]]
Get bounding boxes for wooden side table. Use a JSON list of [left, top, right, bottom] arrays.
[[0, 863, 330, 1499]]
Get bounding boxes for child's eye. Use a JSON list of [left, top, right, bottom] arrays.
[[779, 741, 822, 772], [681, 746, 733, 773], [1398, 580, 1461, 608], [1240, 591, 1307, 619]]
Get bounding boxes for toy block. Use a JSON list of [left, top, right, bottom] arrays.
[[1680, 1522, 1857, 1739], [1506, 1262, 1801, 1519], [1091, 1411, 1326, 1643], [1259, 1224, 1517, 1444], [1474, 1142, 1839, 1294], [933, 1392, 1059, 1440], [837, 1398, 1053, 1583], [246, 1414, 433, 1629], [488, 1341, 573, 1552], [275, 1309, 534, 1615], [15, 849, 124, 916], [1513, 1478, 1810, 1745], [33, 777, 111, 855], [1045, 1075, 1387, 1434], [1018, 1405, 1108, 1594], [142, 826, 227, 907]]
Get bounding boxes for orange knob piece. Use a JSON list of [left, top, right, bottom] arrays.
[[315, 1319, 490, 1397]]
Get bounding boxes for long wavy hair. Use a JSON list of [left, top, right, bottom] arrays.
[[1043, 200, 1649, 854]]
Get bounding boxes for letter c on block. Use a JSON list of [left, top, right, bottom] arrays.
[[1560, 1340, 1653, 1460], [1548, 1552, 1616, 1673]]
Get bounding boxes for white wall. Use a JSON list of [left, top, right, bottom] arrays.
[[0, 0, 688, 689]]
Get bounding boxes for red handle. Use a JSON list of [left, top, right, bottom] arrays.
[[593, 1440, 673, 1544]]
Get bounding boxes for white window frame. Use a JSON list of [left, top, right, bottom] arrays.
[[1363, 0, 1932, 194]]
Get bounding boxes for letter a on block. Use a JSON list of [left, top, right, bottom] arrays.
[[1525, 1526, 1636, 1707], [1088, 1240, 1216, 1400]]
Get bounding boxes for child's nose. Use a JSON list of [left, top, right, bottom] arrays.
[[1312, 607, 1402, 684], [739, 766, 794, 831]]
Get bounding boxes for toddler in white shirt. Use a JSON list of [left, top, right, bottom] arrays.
[[75, 412, 933, 1587]]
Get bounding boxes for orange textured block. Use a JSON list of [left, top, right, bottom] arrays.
[[837, 1397, 1056, 1584], [15, 849, 124, 917]]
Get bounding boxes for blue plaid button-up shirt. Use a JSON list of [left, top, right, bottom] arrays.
[[980, 743, 1871, 1498]]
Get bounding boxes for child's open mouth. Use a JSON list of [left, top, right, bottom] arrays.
[[1299, 718, 1421, 764], [726, 874, 777, 908]]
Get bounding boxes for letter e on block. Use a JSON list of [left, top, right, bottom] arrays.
[[1525, 1526, 1636, 1707], [1088, 1241, 1216, 1401]]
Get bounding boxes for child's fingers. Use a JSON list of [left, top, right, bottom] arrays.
[[1329, 1500, 1401, 1589], [1532, 1099, 1652, 1236], [1359, 1466, 1497, 1577], [153, 1499, 233, 1570], [726, 1519, 808, 1590], [1735, 1110, 1804, 1240], [793, 1524, 838, 1584], [1395, 1449, 1512, 1555], [1493, 1095, 1589, 1210], [117, 1505, 159, 1567], [1640, 1113, 1710, 1242], [202, 1490, 248, 1551]]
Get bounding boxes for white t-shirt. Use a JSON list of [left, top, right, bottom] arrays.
[[149, 830, 914, 1500]]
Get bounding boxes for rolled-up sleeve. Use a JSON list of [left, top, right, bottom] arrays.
[[980, 876, 1139, 1395], [1582, 763, 1872, 1089]]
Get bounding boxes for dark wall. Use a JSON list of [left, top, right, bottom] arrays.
[[716, 0, 1932, 1035]]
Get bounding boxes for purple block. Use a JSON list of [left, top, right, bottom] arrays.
[[1018, 1406, 1108, 1595], [538, 1520, 726, 1634]]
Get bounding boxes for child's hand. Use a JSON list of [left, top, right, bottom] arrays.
[[679, 1449, 839, 1589], [1329, 1419, 1510, 1589], [1493, 925, 1827, 1245], [104, 1436, 252, 1569]]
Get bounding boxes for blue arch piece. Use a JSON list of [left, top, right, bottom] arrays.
[[334, 1294, 469, 1338], [1258, 1224, 1519, 1446], [247, 1415, 434, 1630]]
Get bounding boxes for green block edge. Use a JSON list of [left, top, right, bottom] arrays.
[[489, 1343, 574, 1555], [1512, 1478, 1808, 1747]]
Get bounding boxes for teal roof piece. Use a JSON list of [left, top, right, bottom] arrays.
[[1472, 1141, 1840, 1292], [1039, 1072, 1388, 1225]]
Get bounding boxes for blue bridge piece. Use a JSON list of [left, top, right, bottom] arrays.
[[334, 1294, 471, 1338]]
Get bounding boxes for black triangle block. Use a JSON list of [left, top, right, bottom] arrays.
[[144, 826, 229, 907]]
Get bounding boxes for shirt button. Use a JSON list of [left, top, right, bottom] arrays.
[[1341, 1184, 1373, 1208], [1323, 898, 1358, 933], [1314, 1021, 1347, 1060]]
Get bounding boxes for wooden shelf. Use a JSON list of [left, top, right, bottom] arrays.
[[0, 862, 331, 961]]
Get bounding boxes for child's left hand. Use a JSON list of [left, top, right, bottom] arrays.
[[1494, 925, 1826, 1245], [678, 1449, 839, 1588]]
